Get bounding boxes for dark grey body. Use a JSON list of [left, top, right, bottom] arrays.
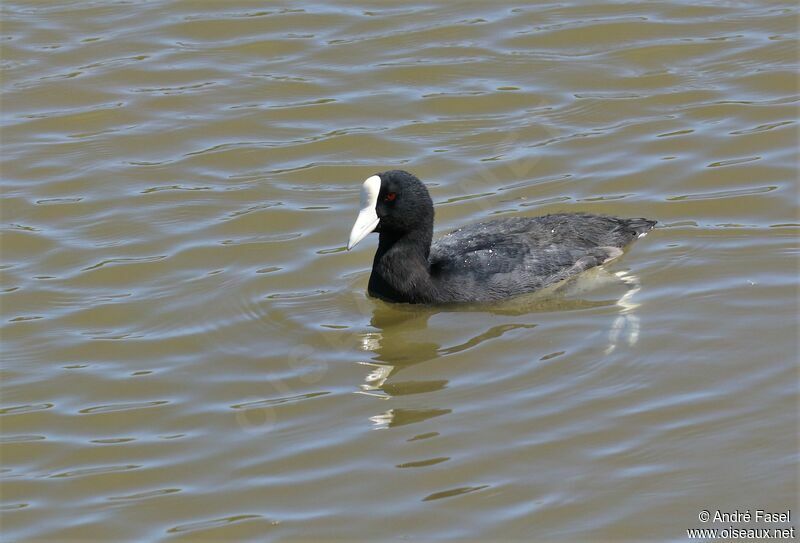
[[369, 213, 654, 304], [358, 171, 656, 304]]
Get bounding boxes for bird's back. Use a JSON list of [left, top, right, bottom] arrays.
[[429, 213, 655, 301]]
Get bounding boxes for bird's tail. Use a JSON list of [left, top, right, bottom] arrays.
[[624, 218, 657, 238]]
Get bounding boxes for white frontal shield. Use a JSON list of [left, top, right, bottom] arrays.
[[347, 175, 381, 250]]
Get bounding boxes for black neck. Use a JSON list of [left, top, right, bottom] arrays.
[[375, 225, 432, 261], [368, 226, 435, 303]]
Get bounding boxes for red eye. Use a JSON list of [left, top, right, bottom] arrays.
[[385, 192, 397, 202]]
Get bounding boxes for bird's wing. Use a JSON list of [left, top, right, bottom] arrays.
[[429, 216, 626, 293]]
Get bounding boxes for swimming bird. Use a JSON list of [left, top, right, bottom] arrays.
[[347, 170, 655, 304]]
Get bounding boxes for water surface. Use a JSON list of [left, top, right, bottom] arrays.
[[1, 1, 798, 540]]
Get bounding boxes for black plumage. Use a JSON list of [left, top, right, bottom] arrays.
[[354, 170, 655, 304]]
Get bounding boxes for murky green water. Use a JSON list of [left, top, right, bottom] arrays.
[[1, 1, 798, 541]]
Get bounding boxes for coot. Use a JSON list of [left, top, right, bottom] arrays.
[[347, 170, 655, 304]]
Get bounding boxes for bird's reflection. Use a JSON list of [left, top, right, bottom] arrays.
[[355, 267, 644, 428], [357, 305, 440, 400], [603, 270, 642, 354]]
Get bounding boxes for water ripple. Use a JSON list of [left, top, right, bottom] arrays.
[[78, 400, 169, 414], [166, 514, 265, 534], [1, 1, 797, 541]]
